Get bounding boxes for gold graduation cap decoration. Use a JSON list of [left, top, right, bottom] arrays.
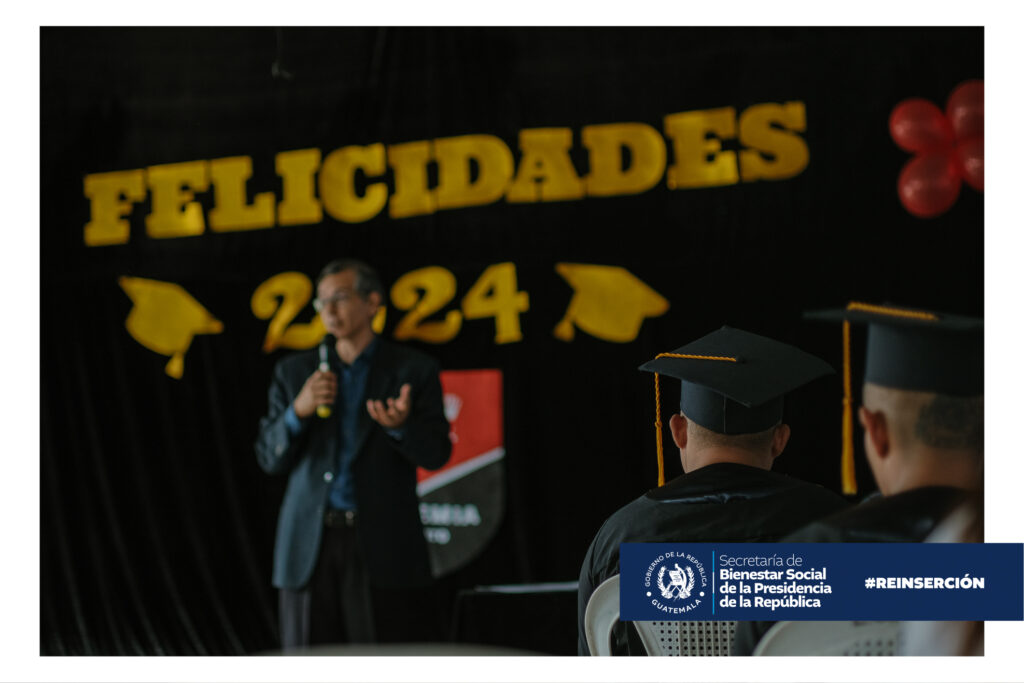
[[639, 327, 833, 486], [804, 301, 984, 495], [553, 263, 670, 343], [119, 276, 224, 379]]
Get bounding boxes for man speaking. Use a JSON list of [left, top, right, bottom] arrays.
[[256, 258, 451, 650]]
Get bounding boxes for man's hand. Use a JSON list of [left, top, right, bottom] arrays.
[[367, 383, 412, 429], [293, 368, 337, 418]]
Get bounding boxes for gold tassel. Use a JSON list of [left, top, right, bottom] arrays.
[[651, 352, 737, 487], [836, 301, 937, 494], [654, 372, 665, 487], [841, 320, 856, 495]]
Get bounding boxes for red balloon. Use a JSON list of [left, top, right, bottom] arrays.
[[955, 137, 984, 191], [889, 98, 954, 153], [897, 151, 962, 218], [946, 80, 984, 140]]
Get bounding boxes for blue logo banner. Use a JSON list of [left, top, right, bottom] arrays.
[[618, 543, 1024, 621]]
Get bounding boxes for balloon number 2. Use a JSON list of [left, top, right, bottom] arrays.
[[252, 263, 532, 350], [123, 263, 670, 378], [250, 262, 671, 353]]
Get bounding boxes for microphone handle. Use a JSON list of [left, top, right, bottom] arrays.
[[316, 344, 332, 418]]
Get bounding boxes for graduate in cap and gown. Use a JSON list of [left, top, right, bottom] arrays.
[[732, 301, 984, 655], [577, 326, 850, 655]]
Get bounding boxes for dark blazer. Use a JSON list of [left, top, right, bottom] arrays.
[[256, 338, 451, 590]]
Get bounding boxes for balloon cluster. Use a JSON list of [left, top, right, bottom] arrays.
[[888, 80, 983, 218]]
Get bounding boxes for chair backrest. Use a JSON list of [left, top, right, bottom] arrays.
[[584, 574, 736, 656], [583, 574, 621, 655], [634, 620, 737, 656], [752, 620, 902, 656]]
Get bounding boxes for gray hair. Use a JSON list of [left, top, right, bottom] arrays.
[[315, 258, 384, 299]]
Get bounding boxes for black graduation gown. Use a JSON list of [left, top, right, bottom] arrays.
[[577, 462, 850, 655], [730, 485, 968, 655]]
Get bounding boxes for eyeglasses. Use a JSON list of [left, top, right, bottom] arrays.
[[313, 291, 360, 312]]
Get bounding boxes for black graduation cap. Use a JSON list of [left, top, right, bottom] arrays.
[[805, 302, 983, 395], [639, 326, 833, 486], [804, 301, 984, 494]]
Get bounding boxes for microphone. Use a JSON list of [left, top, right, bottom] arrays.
[[316, 336, 333, 418]]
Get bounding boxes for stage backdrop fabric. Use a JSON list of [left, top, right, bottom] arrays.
[[40, 27, 982, 655]]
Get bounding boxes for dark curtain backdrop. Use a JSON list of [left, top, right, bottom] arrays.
[[40, 27, 983, 655]]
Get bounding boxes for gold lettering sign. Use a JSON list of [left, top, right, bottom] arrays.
[[121, 263, 668, 378], [84, 101, 809, 245]]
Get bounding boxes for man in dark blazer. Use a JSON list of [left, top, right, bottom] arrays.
[[256, 258, 451, 650]]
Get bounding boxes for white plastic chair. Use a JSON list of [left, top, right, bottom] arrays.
[[584, 574, 621, 655], [635, 619, 736, 656], [752, 620, 902, 656], [584, 574, 736, 656]]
